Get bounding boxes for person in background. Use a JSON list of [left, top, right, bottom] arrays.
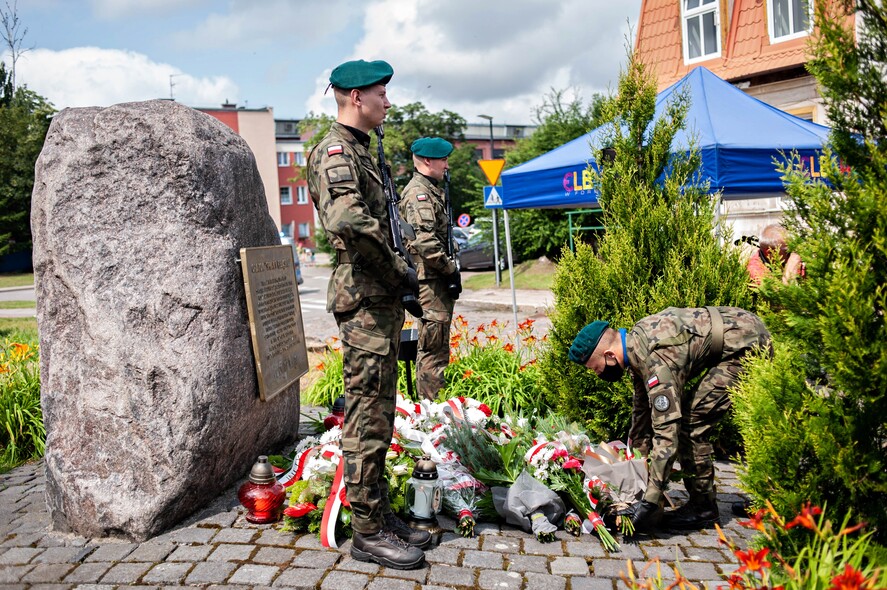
[[746, 224, 804, 285], [568, 307, 771, 534], [306, 59, 427, 570], [398, 137, 462, 400]]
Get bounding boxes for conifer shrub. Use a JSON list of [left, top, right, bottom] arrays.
[[539, 54, 751, 442]]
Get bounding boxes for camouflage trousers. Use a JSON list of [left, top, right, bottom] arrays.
[[416, 278, 455, 401], [334, 295, 404, 534]]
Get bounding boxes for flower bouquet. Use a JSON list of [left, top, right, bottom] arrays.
[[582, 440, 648, 536], [437, 462, 487, 537]]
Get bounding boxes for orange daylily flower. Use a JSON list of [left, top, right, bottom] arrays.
[[315, 362, 325, 371], [476, 323, 486, 333], [734, 547, 770, 573], [0, 363, 9, 374], [462, 370, 473, 379], [490, 319, 498, 327], [10, 342, 30, 360], [828, 563, 873, 590], [785, 503, 822, 531], [523, 335, 537, 345], [488, 334, 499, 342], [738, 508, 768, 532], [503, 343, 514, 353]]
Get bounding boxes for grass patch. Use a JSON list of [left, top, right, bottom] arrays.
[[0, 301, 35, 309], [0, 273, 34, 289], [463, 258, 556, 291], [0, 318, 38, 342]]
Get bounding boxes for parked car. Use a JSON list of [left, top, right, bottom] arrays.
[[279, 236, 304, 285], [454, 228, 510, 271]]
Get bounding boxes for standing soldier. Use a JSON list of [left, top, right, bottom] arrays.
[[399, 137, 462, 400], [306, 59, 428, 570], [568, 307, 771, 533]]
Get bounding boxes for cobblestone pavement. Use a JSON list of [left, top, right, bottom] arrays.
[[0, 453, 754, 590]]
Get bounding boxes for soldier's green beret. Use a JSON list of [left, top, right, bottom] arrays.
[[568, 321, 609, 365], [411, 137, 454, 159], [329, 59, 393, 89]]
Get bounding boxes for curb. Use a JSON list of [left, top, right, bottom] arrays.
[[0, 284, 34, 293]]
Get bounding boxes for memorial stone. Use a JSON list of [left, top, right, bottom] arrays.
[[31, 99, 300, 541]]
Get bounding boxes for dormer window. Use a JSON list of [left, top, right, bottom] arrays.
[[768, 0, 812, 42], [682, 0, 721, 63]]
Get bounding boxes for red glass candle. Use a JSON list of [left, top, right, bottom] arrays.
[[238, 456, 285, 524]]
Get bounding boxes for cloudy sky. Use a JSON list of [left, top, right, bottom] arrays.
[[12, 0, 642, 124]]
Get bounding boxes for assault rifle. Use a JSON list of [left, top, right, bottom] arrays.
[[443, 170, 460, 300], [374, 125, 423, 318]]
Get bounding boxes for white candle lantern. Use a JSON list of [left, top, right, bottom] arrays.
[[405, 455, 441, 528]]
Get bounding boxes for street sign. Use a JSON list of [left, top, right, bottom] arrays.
[[483, 186, 503, 209], [478, 159, 506, 186], [457, 213, 471, 228]]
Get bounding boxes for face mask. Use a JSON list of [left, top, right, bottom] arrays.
[[599, 356, 624, 382]]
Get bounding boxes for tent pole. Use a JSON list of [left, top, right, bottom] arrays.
[[503, 209, 518, 330], [492, 209, 501, 286]]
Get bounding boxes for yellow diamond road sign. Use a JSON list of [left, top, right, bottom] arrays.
[[478, 159, 506, 186]]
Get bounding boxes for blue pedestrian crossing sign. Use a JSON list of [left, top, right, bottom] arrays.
[[483, 185, 503, 209]]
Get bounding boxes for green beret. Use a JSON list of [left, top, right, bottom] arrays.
[[329, 59, 393, 89], [411, 137, 454, 159], [568, 321, 609, 365]]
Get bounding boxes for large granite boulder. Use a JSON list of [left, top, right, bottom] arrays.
[[31, 99, 300, 541]]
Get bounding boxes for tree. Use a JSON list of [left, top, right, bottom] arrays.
[[732, 0, 887, 542], [0, 0, 31, 88], [0, 62, 54, 256], [538, 53, 750, 441]]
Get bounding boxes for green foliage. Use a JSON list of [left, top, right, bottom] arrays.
[[0, 62, 54, 256], [734, 0, 887, 542], [0, 339, 43, 471], [539, 54, 751, 442]]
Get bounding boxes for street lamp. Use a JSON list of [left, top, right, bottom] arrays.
[[477, 114, 501, 285]]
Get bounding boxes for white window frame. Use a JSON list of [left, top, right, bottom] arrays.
[[280, 186, 292, 205], [767, 0, 813, 43], [298, 223, 311, 239], [682, 0, 721, 64], [296, 185, 309, 205], [294, 151, 305, 166], [280, 222, 293, 237], [277, 152, 290, 167]]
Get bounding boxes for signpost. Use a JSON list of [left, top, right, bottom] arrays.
[[479, 159, 506, 285], [457, 213, 471, 228]]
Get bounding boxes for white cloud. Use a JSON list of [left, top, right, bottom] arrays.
[[89, 0, 210, 20], [306, 0, 641, 123], [13, 47, 239, 110]]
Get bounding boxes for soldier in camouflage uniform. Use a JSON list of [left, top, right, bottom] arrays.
[[398, 137, 462, 400], [568, 307, 771, 533], [306, 59, 428, 570]]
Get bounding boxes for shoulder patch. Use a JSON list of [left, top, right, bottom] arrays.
[[416, 193, 427, 201], [647, 375, 660, 388], [326, 165, 353, 184], [327, 145, 344, 156], [653, 395, 670, 412]]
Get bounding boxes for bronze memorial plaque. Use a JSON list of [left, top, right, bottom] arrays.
[[240, 245, 309, 401]]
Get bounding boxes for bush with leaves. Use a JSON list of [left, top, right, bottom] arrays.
[[0, 339, 43, 470], [539, 53, 750, 442]]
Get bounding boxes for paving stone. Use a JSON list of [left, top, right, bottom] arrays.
[[100, 562, 153, 584], [379, 564, 427, 583], [643, 545, 685, 561], [142, 562, 192, 584], [590, 558, 634, 578], [691, 532, 725, 548], [424, 546, 459, 564], [28, 584, 75, 590], [290, 549, 340, 570], [167, 527, 218, 544], [1, 533, 44, 548], [0, 547, 43, 564], [438, 533, 480, 550], [213, 528, 258, 544], [673, 561, 720, 582], [185, 561, 237, 585], [505, 554, 548, 574], [32, 546, 92, 564], [166, 544, 213, 561], [0, 564, 35, 583], [34, 536, 67, 549], [293, 535, 326, 550], [208, 543, 255, 562], [367, 577, 416, 590], [62, 562, 114, 584], [480, 535, 520, 553], [477, 569, 523, 590], [253, 546, 296, 565], [427, 564, 475, 587], [73, 585, 117, 590], [564, 539, 607, 558], [682, 546, 727, 562], [524, 572, 567, 590], [461, 549, 503, 569], [125, 542, 175, 562], [522, 538, 564, 557], [193, 511, 239, 528], [84, 543, 138, 562], [336, 556, 378, 574], [318, 569, 369, 590], [21, 563, 75, 583], [549, 556, 588, 576], [272, 567, 326, 589], [256, 529, 297, 547], [229, 564, 279, 585], [608, 542, 645, 560], [570, 577, 617, 590]]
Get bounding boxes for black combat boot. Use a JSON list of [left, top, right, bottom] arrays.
[[383, 512, 433, 548], [351, 530, 425, 570], [662, 498, 720, 530]]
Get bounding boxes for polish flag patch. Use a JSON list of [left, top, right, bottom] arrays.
[[327, 145, 344, 156], [416, 194, 427, 201], [647, 375, 660, 388]]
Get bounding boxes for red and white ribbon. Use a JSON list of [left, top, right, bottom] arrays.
[[320, 459, 346, 548]]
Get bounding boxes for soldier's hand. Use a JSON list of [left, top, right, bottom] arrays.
[[403, 267, 420, 298], [447, 270, 462, 300], [619, 501, 660, 536]]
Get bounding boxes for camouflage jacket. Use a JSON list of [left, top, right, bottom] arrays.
[[398, 172, 457, 280], [307, 123, 407, 313], [624, 307, 771, 503]]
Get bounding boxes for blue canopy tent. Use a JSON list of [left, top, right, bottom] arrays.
[[499, 66, 831, 209]]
